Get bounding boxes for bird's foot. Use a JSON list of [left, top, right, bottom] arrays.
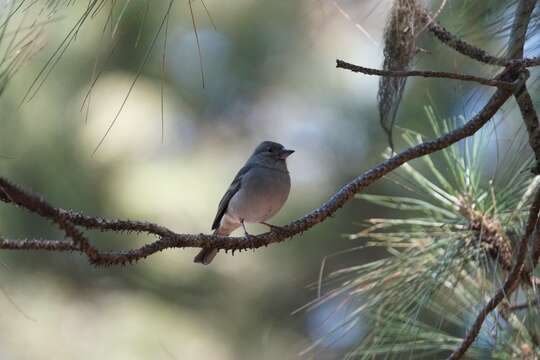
[[240, 220, 256, 249], [261, 222, 287, 235], [243, 232, 257, 250]]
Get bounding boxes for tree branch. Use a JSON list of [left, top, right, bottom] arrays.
[[0, 180, 177, 239], [0, 177, 100, 260], [509, 297, 540, 312], [515, 85, 540, 174], [448, 1, 537, 358], [512, 1, 540, 273], [507, 0, 537, 60], [420, 10, 506, 66], [0, 84, 514, 266], [508, 0, 540, 175], [420, 8, 540, 69], [336, 59, 514, 89], [0, 237, 77, 252], [521, 56, 540, 67]]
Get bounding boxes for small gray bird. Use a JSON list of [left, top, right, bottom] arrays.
[[194, 141, 294, 265]]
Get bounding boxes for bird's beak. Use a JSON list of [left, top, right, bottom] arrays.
[[279, 149, 295, 159]]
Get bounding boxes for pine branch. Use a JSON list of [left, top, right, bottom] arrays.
[[521, 57, 540, 67], [515, 85, 540, 174], [507, 0, 537, 60], [0, 82, 515, 266], [421, 5, 540, 69], [336, 59, 514, 89], [448, 187, 540, 360], [0, 237, 77, 252], [420, 10, 506, 66], [509, 297, 540, 312], [449, 1, 538, 358], [509, 1, 540, 175]]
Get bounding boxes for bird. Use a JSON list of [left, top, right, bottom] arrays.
[[194, 141, 294, 265]]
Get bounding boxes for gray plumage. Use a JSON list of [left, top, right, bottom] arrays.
[[194, 141, 294, 265]]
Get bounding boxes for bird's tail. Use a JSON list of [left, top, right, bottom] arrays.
[[193, 248, 218, 265], [193, 227, 230, 265]]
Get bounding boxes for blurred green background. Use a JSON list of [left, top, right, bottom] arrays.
[[0, 0, 536, 359]]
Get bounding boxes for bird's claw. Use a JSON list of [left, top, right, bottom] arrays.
[[261, 222, 287, 235], [244, 232, 257, 248]]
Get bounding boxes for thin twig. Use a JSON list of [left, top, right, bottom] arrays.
[[336, 59, 513, 89], [421, 5, 540, 69], [509, 297, 540, 312], [420, 10, 506, 66], [0, 237, 77, 252], [521, 57, 540, 67]]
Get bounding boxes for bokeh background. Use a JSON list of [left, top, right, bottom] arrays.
[[0, 0, 537, 359]]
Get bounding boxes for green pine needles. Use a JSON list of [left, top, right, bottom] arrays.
[[306, 107, 539, 359]]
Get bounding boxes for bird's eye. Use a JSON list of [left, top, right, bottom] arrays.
[[267, 147, 273, 152]]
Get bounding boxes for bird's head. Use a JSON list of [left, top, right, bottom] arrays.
[[252, 141, 294, 162]]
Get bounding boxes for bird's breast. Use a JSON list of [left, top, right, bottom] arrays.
[[227, 167, 291, 223]]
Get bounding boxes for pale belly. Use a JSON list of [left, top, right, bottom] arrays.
[[227, 168, 291, 223]]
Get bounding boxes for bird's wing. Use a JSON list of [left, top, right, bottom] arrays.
[[211, 164, 253, 230]]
